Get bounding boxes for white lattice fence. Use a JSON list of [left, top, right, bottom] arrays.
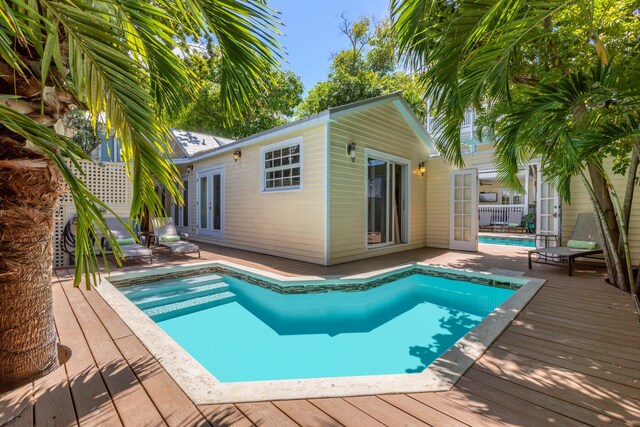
[[53, 160, 133, 267]]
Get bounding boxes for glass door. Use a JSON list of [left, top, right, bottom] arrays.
[[450, 169, 478, 251], [367, 156, 408, 248], [536, 168, 560, 237], [196, 166, 224, 238]]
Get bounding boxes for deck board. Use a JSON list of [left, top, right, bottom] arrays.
[[234, 401, 298, 426], [343, 395, 431, 426], [272, 399, 343, 426], [60, 280, 166, 427], [198, 404, 253, 427], [308, 398, 385, 427], [464, 368, 630, 427], [2, 244, 639, 426], [408, 392, 506, 427], [377, 393, 468, 426], [51, 279, 122, 426]]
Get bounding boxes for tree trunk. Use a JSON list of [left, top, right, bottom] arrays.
[[587, 163, 630, 291], [0, 142, 64, 392]]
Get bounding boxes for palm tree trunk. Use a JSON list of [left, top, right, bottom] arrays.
[[587, 163, 630, 291], [0, 142, 64, 392]]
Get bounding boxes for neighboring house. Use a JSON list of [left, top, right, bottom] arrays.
[[167, 92, 435, 266], [95, 131, 122, 162], [425, 103, 483, 154], [426, 143, 640, 265]]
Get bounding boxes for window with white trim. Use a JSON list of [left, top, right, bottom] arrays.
[[262, 139, 301, 191]]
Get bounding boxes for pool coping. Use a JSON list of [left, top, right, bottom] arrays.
[[97, 260, 545, 404]]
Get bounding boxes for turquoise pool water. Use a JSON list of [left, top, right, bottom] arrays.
[[121, 273, 515, 382], [479, 236, 536, 247]]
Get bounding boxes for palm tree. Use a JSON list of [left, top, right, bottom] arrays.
[[0, 0, 281, 392], [391, 0, 640, 293]]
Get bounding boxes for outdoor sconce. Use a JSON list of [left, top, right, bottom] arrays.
[[418, 162, 426, 176], [347, 142, 356, 162], [233, 149, 242, 162], [186, 164, 193, 174]]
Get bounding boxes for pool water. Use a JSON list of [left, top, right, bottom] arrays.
[[479, 236, 536, 247], [121, 273, 515, 382]]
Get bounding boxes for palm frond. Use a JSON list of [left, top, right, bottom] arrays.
[[2, 0, 283, 287]]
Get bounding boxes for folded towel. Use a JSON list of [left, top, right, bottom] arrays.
[[159, 235, 181, 243], [567, 240, 598, 250], [116, 238, 135, 246]]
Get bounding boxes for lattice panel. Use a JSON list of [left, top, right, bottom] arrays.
[[53, 160, 133, 267], [53, 202, 68, 267]]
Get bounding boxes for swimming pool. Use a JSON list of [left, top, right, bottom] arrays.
[[479, 235, 536, 247], [121, 272, 514, 382], [100, 262, 544, 402]]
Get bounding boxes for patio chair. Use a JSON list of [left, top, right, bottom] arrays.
[[151, 217, 201, 258], [505, 211, 526, 233], [103, 217, 153, 264], [479, 212, 493, 231], [528, 213, 603, 276]]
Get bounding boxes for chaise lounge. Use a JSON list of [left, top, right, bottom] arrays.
[[103, 217, 153, 264], [528, 212, 603, 276], [151, 217, 201, 258]]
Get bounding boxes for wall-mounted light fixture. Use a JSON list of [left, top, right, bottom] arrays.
[[418, 161, 426, 176], [233, 149, 242, 162], [346, 142, 356, 162], [186, 164, 194, 174]]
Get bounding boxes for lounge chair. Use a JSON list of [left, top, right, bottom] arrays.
[[151, 217, 201, 258], [528, 213, 603, 276], [103, 217, 153, 264], [505, 211, 526, 233], [479, 212, 493, 231]]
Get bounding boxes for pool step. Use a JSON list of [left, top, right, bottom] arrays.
[[121, 274, 223, 300], [135, 282, 230, 310], [145, 291, 236, 322]]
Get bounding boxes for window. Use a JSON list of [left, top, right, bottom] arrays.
[[261, 138, 302, 191], [172, 177, 189, 229], [500, 188, 524, 205]]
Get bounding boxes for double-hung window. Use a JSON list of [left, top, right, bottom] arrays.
[[261, 137, 302, 191]]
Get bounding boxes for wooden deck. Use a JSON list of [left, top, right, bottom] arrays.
[[2, 243, 640, 426]]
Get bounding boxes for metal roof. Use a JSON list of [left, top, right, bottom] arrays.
[[169, 129, 235, 158]]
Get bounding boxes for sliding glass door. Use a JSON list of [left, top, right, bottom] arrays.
[[196, 166, 224, 238], [367, 152, 408, 248]]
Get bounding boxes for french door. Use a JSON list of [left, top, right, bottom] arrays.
[[172, 175, 189, 230], [366, 152, 409, 248], [196, 166, 224, 238], [450, 169, 478, 251], [536, 167, 560, 237]]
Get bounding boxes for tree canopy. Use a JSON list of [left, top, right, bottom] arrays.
[[298, 16, 426, 121], [168, 44, 303, 139], [391, 0, 640, 292]]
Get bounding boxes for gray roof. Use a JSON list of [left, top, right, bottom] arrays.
[[169, 129, 235, 157]]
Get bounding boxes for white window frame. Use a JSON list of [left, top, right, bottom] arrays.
[[364, 148, 411, 250], [260, 136, 303, 192]]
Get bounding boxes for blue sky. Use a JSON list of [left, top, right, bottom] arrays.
[[269, 0, 390, 93]]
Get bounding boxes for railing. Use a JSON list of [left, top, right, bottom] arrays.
[[479, 204, 527, 224]]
